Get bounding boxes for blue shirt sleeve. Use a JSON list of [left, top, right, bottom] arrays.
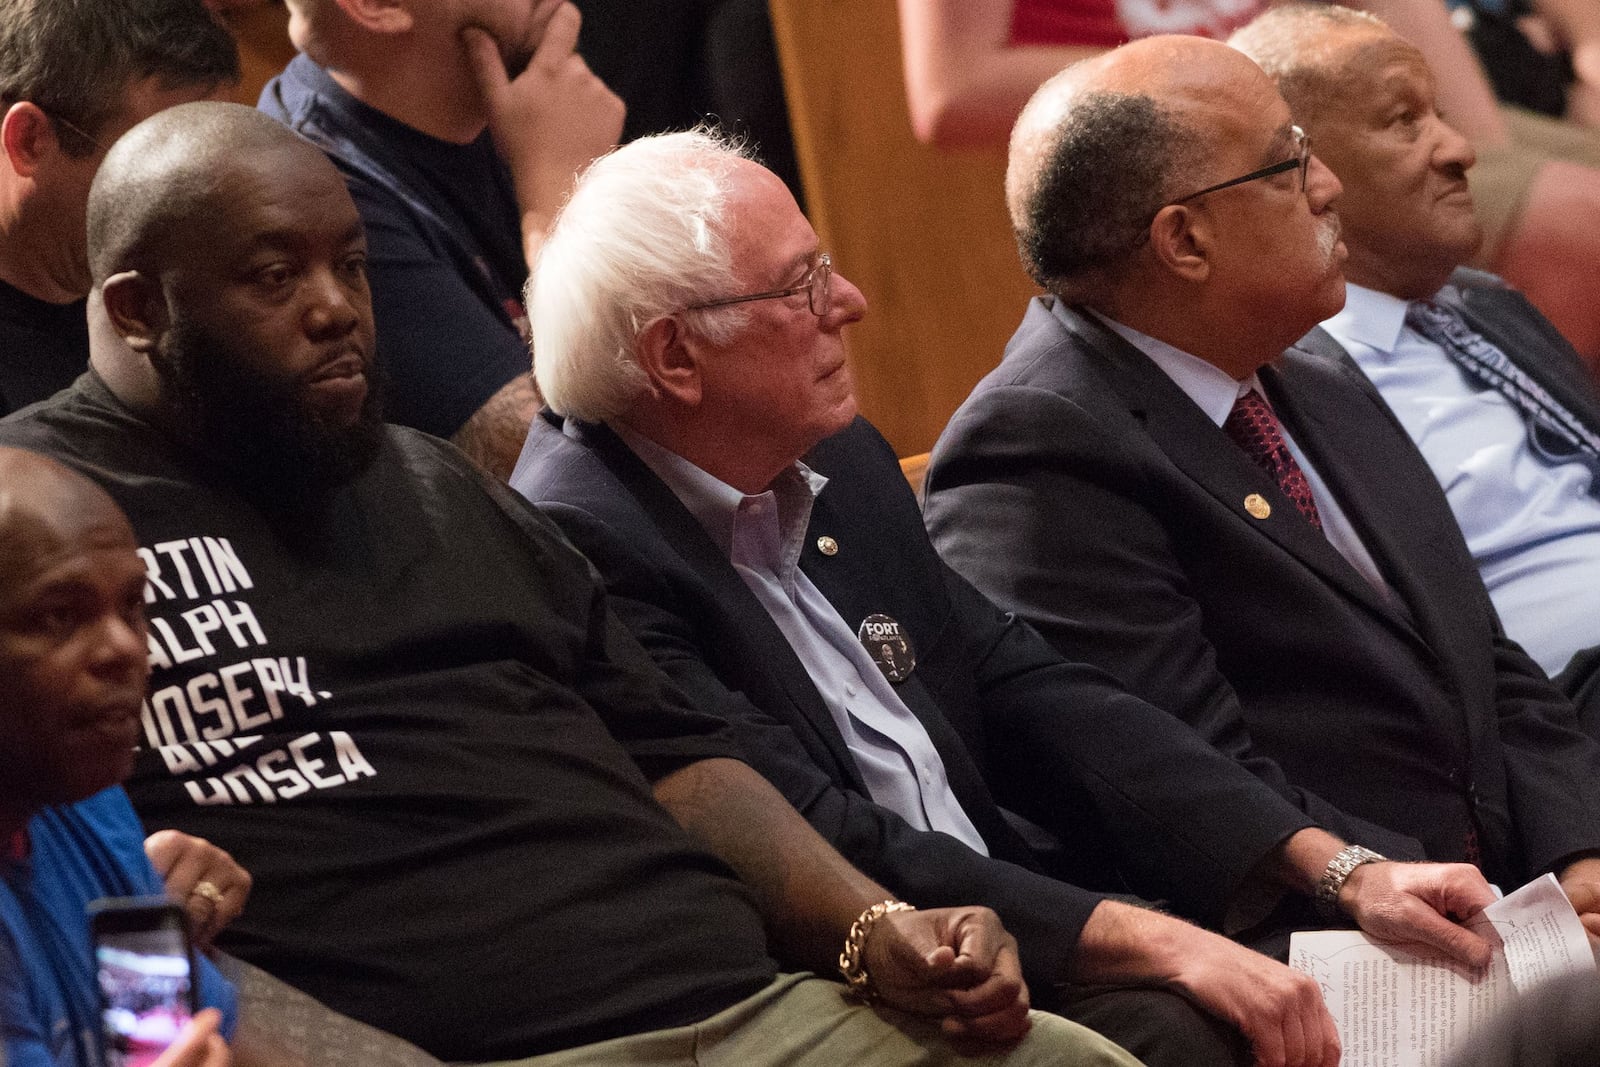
[[2, 791, 239, 1067], [1, 922, 57, 1067], [72, 794, 237, 1040]]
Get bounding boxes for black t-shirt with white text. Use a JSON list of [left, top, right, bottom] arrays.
[[0, 374, 777, 1060]]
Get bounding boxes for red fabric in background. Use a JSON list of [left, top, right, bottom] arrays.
[[1008, 0, 1265, 49]]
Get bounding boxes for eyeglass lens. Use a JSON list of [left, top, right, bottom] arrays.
[[809, 256, 832, 316]]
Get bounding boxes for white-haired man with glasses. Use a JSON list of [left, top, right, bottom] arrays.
[[922, 32, 1600, 965], [511, 127, 1513, 1067]]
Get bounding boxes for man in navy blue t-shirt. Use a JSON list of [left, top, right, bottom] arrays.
[[261, 0, 623, 479]]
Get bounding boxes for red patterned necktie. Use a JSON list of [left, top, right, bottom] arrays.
[[1222, 389, 1324, 530]]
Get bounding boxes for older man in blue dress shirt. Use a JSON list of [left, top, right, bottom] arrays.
[[1233, 5, 1600, 730]]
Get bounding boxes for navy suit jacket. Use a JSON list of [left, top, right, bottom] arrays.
[[1295, 268, 1600, 733], [511, 412, 1319, 996], [925, 297, 1600, 890]]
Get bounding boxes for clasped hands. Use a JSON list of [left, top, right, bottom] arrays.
[[859, 904, 1034, 1053]]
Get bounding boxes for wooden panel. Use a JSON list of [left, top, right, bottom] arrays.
[[769, 0, 1039, 456], [218, 3, 297, 107], [898, 451, 930, 504]]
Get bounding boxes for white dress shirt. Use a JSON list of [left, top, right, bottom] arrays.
[[1322, 283, 1600, 676]]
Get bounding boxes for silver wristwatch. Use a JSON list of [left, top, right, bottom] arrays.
[[1316, 845, 1386, 918]]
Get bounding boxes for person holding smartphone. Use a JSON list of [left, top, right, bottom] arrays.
[[0, 447, 237, 1067]]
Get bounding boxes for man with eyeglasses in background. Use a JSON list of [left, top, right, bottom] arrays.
[[923, 34, 1600, 947], [0, 0, 238, 416], [510, 127, 1522, 1067], [1231, 4, 1600, 740]]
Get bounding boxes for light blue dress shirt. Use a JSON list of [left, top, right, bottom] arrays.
[[1082, 305, 1396, 601], [615, 426, 989, 854], [1322, 284, 1600, 677]]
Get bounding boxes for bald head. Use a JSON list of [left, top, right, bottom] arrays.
[[0, 448, 133, 588], [1008, 36, 1271, 296], [82, 99, 381, 492], [1009, 34, 1347, 372], [86, 101, 338, 286]]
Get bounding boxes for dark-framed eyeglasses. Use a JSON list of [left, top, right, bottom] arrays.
[[686, 252, 833, 317], [1168, 125, 1311, 205]]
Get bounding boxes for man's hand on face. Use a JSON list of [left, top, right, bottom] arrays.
[[461, 1, 625, 265], [860, 905, 1033, 1052], [1338, 861, 1497, 969]]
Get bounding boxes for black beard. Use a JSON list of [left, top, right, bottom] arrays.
[[153, 315, 386, 496]]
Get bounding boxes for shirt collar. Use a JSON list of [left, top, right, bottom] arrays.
[[1321, 283, 1411, 358], [613, 423, 828, 559], [1080, 306, 1255, 426]]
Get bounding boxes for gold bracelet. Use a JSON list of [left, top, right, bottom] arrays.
[[838, 899, 916, 1001]]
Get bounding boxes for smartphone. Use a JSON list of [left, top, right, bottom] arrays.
[[88, 897, 198, 1067]]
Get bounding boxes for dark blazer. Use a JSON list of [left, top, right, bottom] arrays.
[[1295, 268, 1600, 734], [924, 297, 1600, 891], [511, 412, 1319, 995]]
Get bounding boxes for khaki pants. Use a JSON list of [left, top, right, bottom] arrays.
[[479, 973, 1144, 1067]]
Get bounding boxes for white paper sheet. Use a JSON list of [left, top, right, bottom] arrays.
[[1288, 874, 1595, 1066]]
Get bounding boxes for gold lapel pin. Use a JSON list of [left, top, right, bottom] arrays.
[[816, 535, 839, 556], [1244, 494, 1272, 520]]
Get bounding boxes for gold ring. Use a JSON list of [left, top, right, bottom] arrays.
[[190, 880, 225, 908]]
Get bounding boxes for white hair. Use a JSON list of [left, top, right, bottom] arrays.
[[532, 128, 756, 422]]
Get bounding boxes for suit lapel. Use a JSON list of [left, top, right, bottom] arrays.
[[1270, 348, 1485, 680], [568, 421, 876, 794], [1061, 308, 1403, 625]]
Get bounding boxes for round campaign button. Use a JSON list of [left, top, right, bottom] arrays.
[[858, 613, 916, 682]]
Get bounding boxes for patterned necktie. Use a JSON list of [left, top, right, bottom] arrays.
[[1223, 389, 1324, 530], [1405, 300, 1600, 472]]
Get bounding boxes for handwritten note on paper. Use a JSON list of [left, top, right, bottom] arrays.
[[1476, 873, 1595, 991], [1289, 874, 1595, 1067]]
